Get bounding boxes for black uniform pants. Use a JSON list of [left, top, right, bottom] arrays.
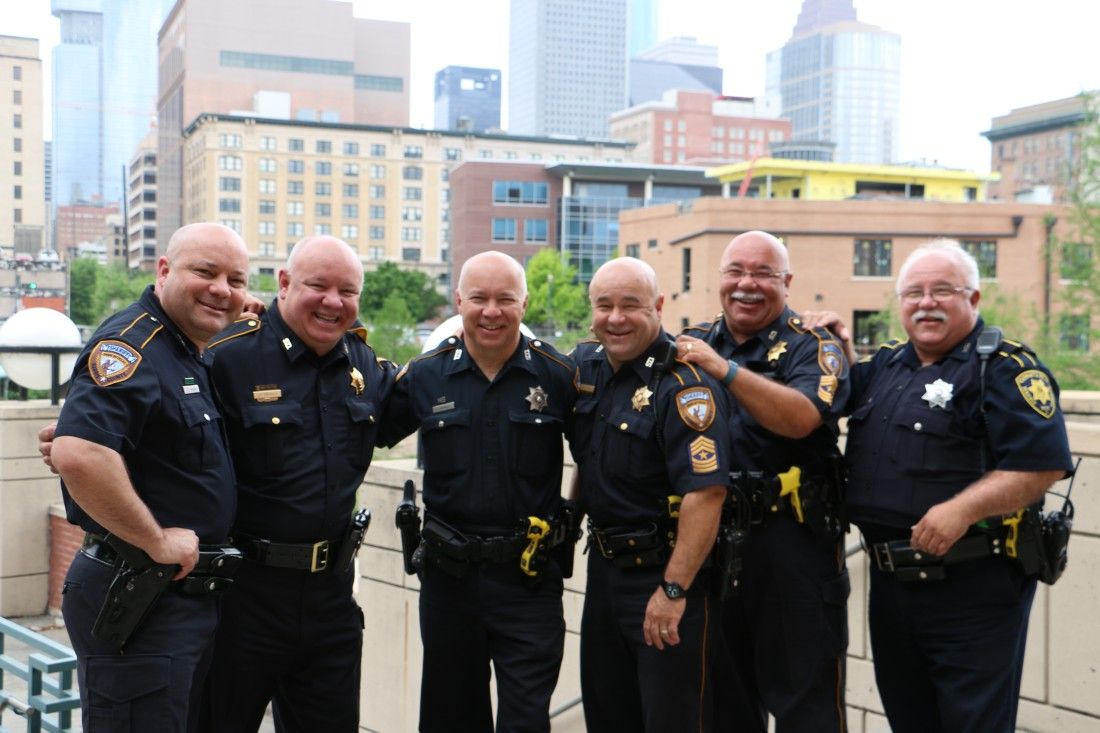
[[714, 515, 849, 733], [418, 559, 565, 733], [61, 550, 219, 733], [580, 553, 715, 733], [199, 559, 364, 733], [868, 555, 1036, 733]]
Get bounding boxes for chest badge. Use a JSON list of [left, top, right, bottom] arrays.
[[767, 340, 788, 362], [631, 386, 653, 412], [526, 385, 549, 412], [253, 384, 282, 403], [350, 367, 365, 395], [922, 379, 954, 409]]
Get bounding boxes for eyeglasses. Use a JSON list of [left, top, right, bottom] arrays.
[[897, 285, 972, 304], [719, 268, 788, 282]]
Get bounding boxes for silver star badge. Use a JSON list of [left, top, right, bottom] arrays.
[[922, 379, 954, 409], [526, 386, 548, 412]]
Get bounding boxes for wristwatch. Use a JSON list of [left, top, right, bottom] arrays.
[[661, 580, 686, 599]]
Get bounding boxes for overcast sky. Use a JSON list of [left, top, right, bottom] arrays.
[[7, 0, 1099, 172]]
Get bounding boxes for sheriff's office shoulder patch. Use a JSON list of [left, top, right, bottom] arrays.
[[689, 435, 718, 474], [818, 340, 849, 379], [818, 375, 838, 405], [675, 386, 716, 431], [1015, 369, 1055, 419], [89, 339, 142, 387]]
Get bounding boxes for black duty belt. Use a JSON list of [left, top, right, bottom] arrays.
[[869, 533, 1004, 582], [232, 532, 339, 573], [80, 533, 242, 594], [421, 515, 528, 564], [587, 521, 675, 570]]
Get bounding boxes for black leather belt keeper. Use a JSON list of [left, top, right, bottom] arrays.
[[870, 534, 1002, 582], [233, 532, 337, 573]]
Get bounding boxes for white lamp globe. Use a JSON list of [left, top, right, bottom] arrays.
[[0, 308, 83, 390], [421, 314, 536, 353]]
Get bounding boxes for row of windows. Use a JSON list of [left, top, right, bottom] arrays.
[[851, 239, 1092, 280], [221, 199, 429, 221], [490, 218, 548, 243], [492, 180, 549, 205], [219, 156, 431, 180]]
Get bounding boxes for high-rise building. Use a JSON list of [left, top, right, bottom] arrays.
[[1, 36, 46, 257], [51, 0, 174, 207], [610, 90, 789, 165], [509, 0, 628, 138], [434, 66, 501, 133], [126, 130, 158, 271], [629, 37, 723, 106], [764, 0, 900, 164], [627, 0, 658, 59], [156, 0, 411, 254]]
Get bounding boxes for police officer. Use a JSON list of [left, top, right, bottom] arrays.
[[377, 251, 577, 733], [817, 239, 1074, 732], [572, 257, 730, 732], [50, 223, 249, 733], [200, 236, 394, 732], [676, 230, 850, 732]]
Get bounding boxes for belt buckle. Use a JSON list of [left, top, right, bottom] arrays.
[[593, 530, 613, 559], [310, 540, 330, 573], [872, 543, 895, 572]]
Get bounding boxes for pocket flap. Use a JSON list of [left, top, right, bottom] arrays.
[[421, 408, 470, 434], [508, 410, 562, 427], [179, 397, 220, 427], [86, 654, 170, 703], [241, 400, 303, 428], [346, 397, 377, 424]]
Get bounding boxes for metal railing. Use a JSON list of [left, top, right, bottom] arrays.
[[0, 347, 83, 406], [0, 618, 79, 733]]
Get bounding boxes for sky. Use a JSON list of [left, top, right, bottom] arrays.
[[6, 0, 1099, 173]]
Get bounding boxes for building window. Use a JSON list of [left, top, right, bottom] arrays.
[[259, 221, 276, 235], [853, 310, 889, 354], [401, 227, 422, 242], [259, 200, 276, 214], [403, 187, 422, 201], [344, 142, 359, 155], [370, 143, 386, 157], [316, 140, 332, 153], [315, 161, 332, 175], [369, 185, 385, 198], [624, 243, 640, 258], [258, 157, 277, 172], [342, 204, 359, 218], [369, 226, 385, 240], [479, 150, 493, 159], [444, 148, 462, 161], [647, 238, 657, 249], [316, 182, 331, 196], [288, 159, 305, 173], [13, 185, 22, 199], [370, 165, 386, 179], [341, 224, 359, 239], [343, 183, 359, 197], [260, 136, 276, 150], [315, 203, 331, 217], [219, 134, 242, 148], [219, 177, 241, 192], [960, 240, 997, 278], [288, 138, 304, 152], [402, 247, 421, 262], [682, 247, 692, 292], [314, 223, 331, 235], [402, 207, 422, 222], [287, 180, 304, 195], [369, 205, 385, 219], [220, 219, 241, 232], [524, 219, 547, 243], [288, 222, 304, 237], [491, 218, 517, 242], [218, 155, 242, 170], [259, 242, 276, 256], [13, 113, 21, 129], [218, 198, 241, 213], [404, 145, 423, 159], [13, 161, 20, 175], [1060, 243, 1093, 280], [343, 163, 360, 176], [853, 239, 892, 277], [492, 181, 548, 205], [403, 165, 423, 180], [287, 201, 304, 216], [1059, 315, 1090, 351], [12, 66, 21, 81], [13, 90, 21, 105], [13, 209, 21, 223]]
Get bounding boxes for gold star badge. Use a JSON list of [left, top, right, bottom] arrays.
[[349, 367, 364, 395], [767, 340, 788, 362], [632, 386, 653, 411], [526, 386, 549, 412]]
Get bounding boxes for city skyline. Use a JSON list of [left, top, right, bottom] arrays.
[[6, 0, 1100, 173]]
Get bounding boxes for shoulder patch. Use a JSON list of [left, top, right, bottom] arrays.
[[818, 340, 849, 379], [675, 385, 716, 431], [208, 316, 262, 349], [689, 435, 719, 474], [88, 339, 143, 386], [1015, 369, 1055, 418]]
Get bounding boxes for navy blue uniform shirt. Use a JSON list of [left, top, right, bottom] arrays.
[[378, 334, 578, 529], [683, 307, 849, 475], [572, 333, 732, 528], [845, 319, 1074, 531], [208, 302, 395, 543], [56, 285, 237, 543]]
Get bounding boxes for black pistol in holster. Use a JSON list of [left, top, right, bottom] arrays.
[[335, 507, 372, 574], [550, 500, 582, 579], [395, 479, 422, 575], [714, 484, 751, 600], [92, 535, 177, 652], [1003, 457, 1078, 585]]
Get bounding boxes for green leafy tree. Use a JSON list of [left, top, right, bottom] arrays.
[[68, 257, 98, 325], [360, 262, 446, 323], [523, 249, 589, 332], [94, 264, 152, 320], [366, 292, 422, 364]]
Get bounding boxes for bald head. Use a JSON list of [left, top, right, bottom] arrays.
[[589, 257, 659, 303], [458, 251, 528, 298], [278, 236, 364, 355], [720, 230, 790, 273], [165, 222, 249, 265], [286, 235, 363, 282], [589, 257, 664, 370]]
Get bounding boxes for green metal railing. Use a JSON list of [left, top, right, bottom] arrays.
[[0, 618, 79, 733]]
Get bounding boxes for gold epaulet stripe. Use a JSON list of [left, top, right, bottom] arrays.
[[672, 357, 702, 382], [998, 350, 1025, 367], [118, 313, 150, 338], [207, 319, 262, 349], [530, 342, 574, 376], [140, 325, 163, 349]]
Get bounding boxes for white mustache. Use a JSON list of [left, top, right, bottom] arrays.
[[912, 309, 947, 323], [731, 291, 764, 303]]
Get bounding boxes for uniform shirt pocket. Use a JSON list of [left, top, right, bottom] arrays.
[[346, 397, 379, 469], [508, 410, 563, 480], [603, 408, 663, 483], [889, 407, 979, 477], [175, 396, 225, 471], [239, 401, 304, 474], [420, 409, 472, 479]]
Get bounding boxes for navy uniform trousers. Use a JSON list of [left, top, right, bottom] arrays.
[[62, 551, 218, 733]]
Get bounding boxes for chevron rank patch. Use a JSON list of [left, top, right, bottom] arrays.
[[1015, 369, 1055, 418], [88, 340, 142, 387], [818, 375, 838, 405], [676, 386, 716, 431], [689, 435, 718, 474]]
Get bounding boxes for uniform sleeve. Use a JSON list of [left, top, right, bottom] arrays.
[[660, 367, 731, 494], [781, 330, 850, 421], [55, 339, 159, 454], [376, 362, 419, 448], [984, 352, 1074, 474]]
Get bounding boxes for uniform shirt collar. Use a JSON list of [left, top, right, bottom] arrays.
[[442, 334, 539, 378], [620, 331, 675, 383], [141, 285, 204, 359], [892, 318, 984, 368], [717, 306, 792, 354], [265, 301, 351, 365]]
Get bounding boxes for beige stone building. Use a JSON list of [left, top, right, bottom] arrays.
[[182, 114, 635, 285], [0, 36, 45, 257], [157, 0, 412, 252], [126, 130, 158, 271]]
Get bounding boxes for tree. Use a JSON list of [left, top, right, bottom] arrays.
[[67, 259, 154, 327], [68, 257, 98, 325], [366, 292, 422, 364], [523, 249, 589, 332], [360, 262, 446, 323]]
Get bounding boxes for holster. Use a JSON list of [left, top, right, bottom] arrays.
[[334, 508, 372, 574], [91, 536, 176, 651], [713, 488, 750, 600], [548, 500, 583, 579]]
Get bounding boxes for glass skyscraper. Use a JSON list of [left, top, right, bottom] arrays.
[[434, 66, 501, 133]]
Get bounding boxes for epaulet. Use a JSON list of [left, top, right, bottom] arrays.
[[787, 315, 808, 334], [666, 357, 704, 387], [528, 338, 575, 377], [347, 324, 369, 344], [87, 312, 165, 387], [569, 338, 602, 359], [996, 338, 1039, 368], [396, 339, 459, 381], [208, 315, 262, 350], [859, 337, 906, 363], [679, 316, 720, 337]]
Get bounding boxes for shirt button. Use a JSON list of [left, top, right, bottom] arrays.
[[620, 422, 628, 430], [914, 422, 922, 431], [438, 420, 445, 428], [271, 417, 280, 425], [203, 413, 210, 421], [535, 418, 542, 424]]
